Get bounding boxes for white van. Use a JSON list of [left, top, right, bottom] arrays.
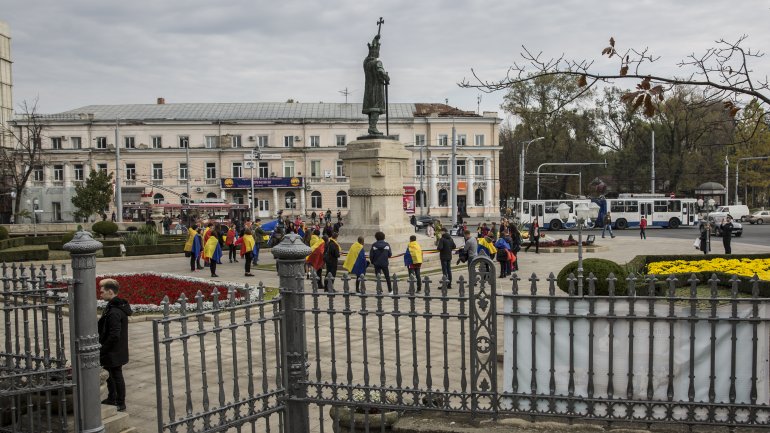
[[710, 205, 751, 221]]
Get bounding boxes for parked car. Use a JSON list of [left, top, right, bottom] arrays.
[[703, 216, 743, 237], [414, 215, 439, 230], [710, 205, 751, 222], [747, 210, 770, 224]]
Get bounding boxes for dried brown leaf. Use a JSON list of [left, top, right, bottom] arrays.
[[632, 94, 644, 112], [602, 47, 611, 55], [649, 85, 664, 95], [610, 37, 615, 47], [577, 75, 587, 87], [730, 107, 740, 117], [643, 95, 655, 117], [620, 66, 629, 76]]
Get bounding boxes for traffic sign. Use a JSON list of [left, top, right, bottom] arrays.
[[34, 209, 44, 213]]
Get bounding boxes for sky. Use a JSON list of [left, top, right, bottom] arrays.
[[3, 0, 770, 119]]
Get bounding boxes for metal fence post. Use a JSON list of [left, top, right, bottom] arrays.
[[63, 230, 105, 433], [272, 232, 311, 433]]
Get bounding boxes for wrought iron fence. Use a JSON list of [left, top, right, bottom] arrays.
[[0, 263, 71, 433]]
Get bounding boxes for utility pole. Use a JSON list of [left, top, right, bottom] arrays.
[[114, 119, 123, 222], [518, 137, 544, 220], [449, 99, 457, 227], [651, 130, 655, 194], [419, 145, 425, 216], [338, 87, 351, 104], [724, 155, 729, 206]]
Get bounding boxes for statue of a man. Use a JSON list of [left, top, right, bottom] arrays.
[[362, 33, 389, 136]]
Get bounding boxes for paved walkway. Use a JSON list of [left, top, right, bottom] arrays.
[[37, 234, 770, 432]]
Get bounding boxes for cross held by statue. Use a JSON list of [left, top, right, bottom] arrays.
[[377, 17, 384, 37]]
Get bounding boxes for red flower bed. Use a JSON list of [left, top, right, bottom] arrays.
[[95, 274, 239, 306]]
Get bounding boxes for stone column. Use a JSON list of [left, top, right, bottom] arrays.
[[429, 158, 438, 210], [63, 162, 72, 188], [63, 231, 105, 433], [300, 188, 306, 216], [272, 233, 311, 433], [272, 188, 279, 216], [485, 158, 493, 211], [467, 157, 475, 210], [44, 166, 53, 187]]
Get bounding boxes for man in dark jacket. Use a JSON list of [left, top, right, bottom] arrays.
[[436, 229, 456, 288], [98, 278, 133, 412], [721, 216, 734, 254], [324, 231, 341, 290], [369, 231, 393, 293]]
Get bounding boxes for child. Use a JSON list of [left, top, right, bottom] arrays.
[[404, 235, 423, 292]]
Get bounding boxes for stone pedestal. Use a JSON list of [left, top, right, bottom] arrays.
[[339, 138, 414, 253]]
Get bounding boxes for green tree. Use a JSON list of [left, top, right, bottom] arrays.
[[72, 170, 114, 221], [733, 100, 770, 206]]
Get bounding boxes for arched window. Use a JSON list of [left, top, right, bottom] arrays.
[[310, 191, 322, 208], [415, 190, 427, 207], [474, 188, 485, 207], [232, 192, 244, 205], [181, 193, 190, 204], [438, 189, 448, 207], [206, 192, 218, 199], [336, 191, 348, 208], [285, 191, 297, 209], [153, 193, 164, 204]]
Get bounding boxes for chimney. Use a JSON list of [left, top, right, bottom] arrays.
[[157, 97, 165, 105]]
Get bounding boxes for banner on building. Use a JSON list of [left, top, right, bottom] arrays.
[[221, 177, 303, 189], [403, 186, 416, 214]]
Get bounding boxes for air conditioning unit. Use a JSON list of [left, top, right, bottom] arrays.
[[294, 136, 301, 141], [195, 187, 203, 193], [248, 136, 256, 141]]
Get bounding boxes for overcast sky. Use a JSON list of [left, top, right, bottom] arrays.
[[3, 1, 770, 118]]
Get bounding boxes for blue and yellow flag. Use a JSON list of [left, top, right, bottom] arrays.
[[477, 237, 497, 257], [343, 242, 368, 275], [191, 233, 203, 258], [202, 236, 222, 264], [404, 241, 423, 267], [306, 235, 325, 271]]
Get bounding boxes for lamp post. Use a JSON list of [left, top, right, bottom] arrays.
[[558, 201, 599, 296], [26, 198, 38, 237], [704, 198, 716, 254], [518, 137, 544, 221], [735, 156, 769, 205]]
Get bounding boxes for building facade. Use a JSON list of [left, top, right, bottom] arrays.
[[0, 20, 11, 148], [13, 101, 501, 223]]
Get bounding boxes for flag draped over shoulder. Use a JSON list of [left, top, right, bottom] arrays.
[[203, 237, 222, 264], [191, 234, 203, 258], [306, 235, 325, 271], [404, 241, 423, 267], [477, 237, 497, 257], [343, 242, 367, 275]]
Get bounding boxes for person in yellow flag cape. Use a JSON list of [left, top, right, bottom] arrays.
[[403, 235, 423, 292], [343, 236, 368, 293], [184, 224, 204, 272], [306, 230, 326, 284], [477, 235, 497, 258], [202, 226, 223, 278]]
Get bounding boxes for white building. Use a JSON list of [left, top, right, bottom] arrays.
[[13, 101, 501, 222]]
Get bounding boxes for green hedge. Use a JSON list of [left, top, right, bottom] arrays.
[[100, 239, 125, 247], [557, 258, 628, 296], [0, 237, 25, 250], [22, 235, 62, 246], [0, 226, 8, 240], [125, 243, 184, 256], [92, 221, 119, 237], [47, 241, 63, 250], [0, 246, 49, 262], [102, 245, 122, 257]]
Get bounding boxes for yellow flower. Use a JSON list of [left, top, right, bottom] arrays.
[[647, 258, 770, 281]]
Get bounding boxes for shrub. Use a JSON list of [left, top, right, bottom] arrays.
[[0, 237, 25, 250], [123, 224, 159, 246], [61, 231, 77, 244], [0, 226, 8, 240], [92, 221, 119, 238], [557, 258, 628, 296], [102, 245, 122, 257], [0, 246, 49, 262], [125, 243, 183, 256]]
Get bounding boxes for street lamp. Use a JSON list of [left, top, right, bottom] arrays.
[[26, 198, 39, 237], [703, 198, 716, 253], [558, 201, 599, 296], [518, 137, 544, 221]]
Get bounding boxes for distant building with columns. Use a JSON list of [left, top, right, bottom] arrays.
[[11, 101, 501, 223]]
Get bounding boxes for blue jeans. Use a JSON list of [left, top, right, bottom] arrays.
[[252, 245, 260, 264], [602, 223, 614, 237]]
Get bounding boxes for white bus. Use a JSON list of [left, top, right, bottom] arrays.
[[520, 199, 593, 230], [595, 195, 699, 229]]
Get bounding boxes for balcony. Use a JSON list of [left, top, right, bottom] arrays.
[[205, 179, 218, 185], [151, 179, 164, 186], [124, 179, 137, 186], [335, 176, 348, 183], [309, 177, 322, 183]]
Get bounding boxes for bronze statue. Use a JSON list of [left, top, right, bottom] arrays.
[[362, 17, 390, 136]]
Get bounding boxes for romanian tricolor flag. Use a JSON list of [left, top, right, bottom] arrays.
[[306, 235, 325, 271], [202, 236, 222, 264], [403, 241, 423, 268], [477, 237, 498, 257], [191, 233, 203, 258], [343, 242, 368, 275]]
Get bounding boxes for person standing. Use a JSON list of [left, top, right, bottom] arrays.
[[436, 228, 456, 289], [404, 235, 423, 292], [184, 224, 203, 271], [495, 233, 511, 278], [337, 210, 342, 224], [324, 232, 341, 290], [98, 278, 132, 412], [202, 227, 223, 278], [461, 230, 478, 269], [602, 212, 615, 238], [426, 222, 435, 239], [310, 211, 317, 225], [226, 224, 238, 263], [325, 209, 332, 224], [343, 236, 368, 293], [252, 219, 266, 266], [721, 216, 734, 254], [369, 231, 393, 293], [241, 228, 256, 276], [510, 227, 522, 271], [525, 218, 540, 253], [639, 217, 647, 240], [699, 223, 710, 255]]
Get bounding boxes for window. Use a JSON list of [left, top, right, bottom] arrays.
[[33, 167, 44, 181], [336, 191, 348, 208], [179, 163, 188, 180], [458, 134, 467, 146], [53, 165, 64, 182], [231, 135, 242, 148], [336, 135, 346, 146], [475, 134, 485, 146], [232, 162, 243, 178], [232, 192, 244, 205], [152, 163, 163, 181], [310, 160, 321, 177], [206, 192, 218, 199], [97, 163, 107, 173], [125, 163, 136, 180], [52, 137, 62, 149], [310, 136, 320, 148], [336, 160, 345, 177], [456, 160, 466, 176], [283, 136, 295, 148], [437, 134, 448, 146], [474, 160, 485, 176], [205, 162, 216, 179], [179, 136, 189, 148], [438, 188, 448, 206], [181, 193, 190, 204], [415, 160, 425, 176], [415, 134, 426, 146], [205, 136, 219, 148], [416, 190, 427, 207], [475, 189, 485, 206], [258, 162, 269, 178], [152, 136, 162, 148], [74, 164, 84, 181], [284, 191, 297, 209], [153, 193, 164, 205], [124, 136, 135, 149], [311, 191, 322, 208], [71, 137, 82, 149], [438, 160, 449, 176], [258, 199, 269, 211], [257, 135, 268, 147], [283, 161, 295, 177], [96, 137, 107, 149], [52, 202, 62, 221]]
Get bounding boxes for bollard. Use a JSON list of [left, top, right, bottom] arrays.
[[63, 230, 105, 433], [272, 232, 311, 433]]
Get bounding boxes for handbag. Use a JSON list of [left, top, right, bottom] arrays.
[[692, 237, 700, 249]]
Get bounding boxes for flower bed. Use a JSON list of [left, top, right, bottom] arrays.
[[647, 258, 770, 281]]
